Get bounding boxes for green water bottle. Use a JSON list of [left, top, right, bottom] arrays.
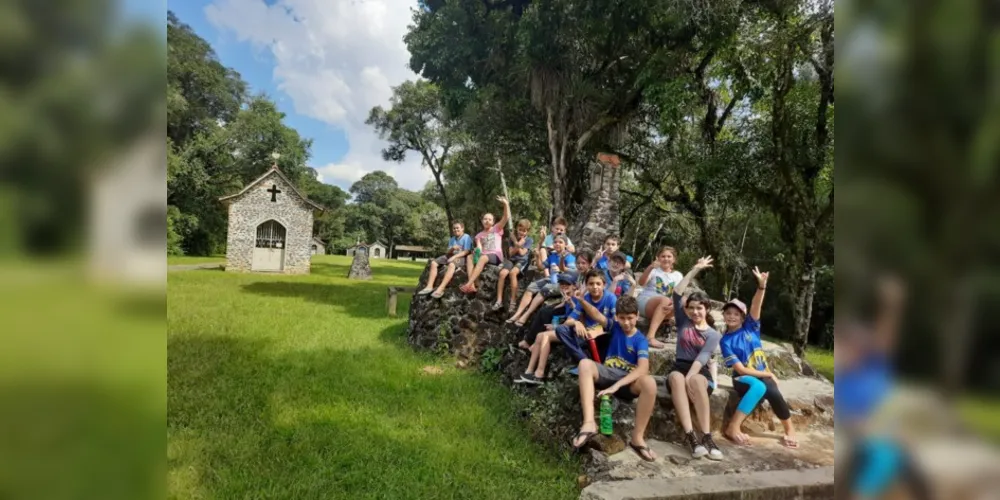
[[599, 395, 613, 436], [473, 247, 481, 265]]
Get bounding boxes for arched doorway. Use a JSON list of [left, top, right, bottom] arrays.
[[252, 220, 286, 271]]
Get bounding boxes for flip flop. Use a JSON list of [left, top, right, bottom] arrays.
[[431, 290, 444, 299], [629, 442, 656, 462], [417, 288, 434, 295], [571, 430, 599, 451], [491, 301, 503, 311], [781, 435, 799, 449], [509, 300, 517, 310]]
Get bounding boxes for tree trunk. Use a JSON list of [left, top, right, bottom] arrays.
[[635, 221, 665, 266], [791, 265, 817, 357], [941, 277, 975, 398], [546, 106, 566, 220], [495, 155, 514, 232]]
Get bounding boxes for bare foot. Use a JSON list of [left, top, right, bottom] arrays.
[[781, 434, 799, 449], [517, 340, 530, 350], [649, 338, 667, 349], [724, 427, 751, 446]]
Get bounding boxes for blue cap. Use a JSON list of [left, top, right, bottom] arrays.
[[557, 271, 578, 285]]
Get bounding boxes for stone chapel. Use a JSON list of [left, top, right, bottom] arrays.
[[219, 161, 324, 274]]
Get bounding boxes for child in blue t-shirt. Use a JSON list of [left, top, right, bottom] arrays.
[[419, 220, 473, 298], [569, 295, 658, 462], [603, 251, 636, 298], [719, 267, 797, 449], [594, 235, 633, 271], [518, 269, 614, 385]]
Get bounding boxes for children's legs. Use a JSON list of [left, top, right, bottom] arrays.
[[572, 359, 600, 446], [508, 267, 520, 300], [667, 372, 694, 433], [519, 293, 546, 322], [525, 336, 543, 373], [534, 331, 561, 378], [644, 297, 670, 346], [761, 378, 796, 444], [510, 291, 535, 320], [554, 324, 589, 363], [496, 268, 510, 303], [630, 375, 658, 444], [686, 374, 712, 434], [727, 376, 766, 443], [466, 257, 489, 285], [423, 260, 440, 290], [434, 263, 458, 292]]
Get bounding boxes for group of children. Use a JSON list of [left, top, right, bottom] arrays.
[[418, 199, 798, 463]]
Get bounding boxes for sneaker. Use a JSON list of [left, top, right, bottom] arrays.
[[701, 433, 724, 461], [513, 373, 533, 384], [518, 373, 544, 385], [686, 431, 708, 459]]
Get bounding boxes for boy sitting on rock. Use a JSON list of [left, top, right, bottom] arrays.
[[418, 220, 473, 298], [570, 295, 658, 463], [507, 235, 577, 326], [494, 219, 533, 311], [537, 217, 575, 265], [518, 269, 616, 384]]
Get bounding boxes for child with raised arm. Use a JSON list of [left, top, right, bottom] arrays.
[[569, 296, 659, 462], [537, 217, 575, 265], [494, 219, 533, 311], [459, 196, 511, 294], [418, 221, 473, 298], [635, 246, 684, 348], [720, 267, 798, 448], [665, 256, 724, 461]]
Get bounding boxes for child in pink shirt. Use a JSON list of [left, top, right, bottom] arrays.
[[460, 196, 511, 294]]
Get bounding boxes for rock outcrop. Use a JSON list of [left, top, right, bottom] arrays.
[[407, 259, 834, 465], [347, 250, 372, 280]]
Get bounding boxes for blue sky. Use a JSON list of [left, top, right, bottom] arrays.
[[160, 0, 429, 192]]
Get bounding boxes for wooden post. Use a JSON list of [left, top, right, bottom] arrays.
[[387, 286, 418, 317]]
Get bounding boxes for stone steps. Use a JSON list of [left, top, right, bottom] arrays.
[[581, 465, 834, 500]]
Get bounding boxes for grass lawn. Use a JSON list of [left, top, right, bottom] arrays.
[[167, 254, 226, 266], [168, 255, 578, 500]]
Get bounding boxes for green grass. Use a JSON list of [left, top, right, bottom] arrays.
[[168, 255, 578, 500], [167, 254, 226, 266], [804, 348, 834, 381]]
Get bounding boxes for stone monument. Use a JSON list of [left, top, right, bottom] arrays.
[[347, 243, 372, 280]]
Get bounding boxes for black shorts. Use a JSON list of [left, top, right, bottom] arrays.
[[595, 364, 637, 401], [434, 255, 449, 266], [669, 359, 715, 395], [481, 254, 501, 265]]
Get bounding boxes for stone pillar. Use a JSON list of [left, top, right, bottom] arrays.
[[347, 250, 372, 280], [576, 153, 621, 254]]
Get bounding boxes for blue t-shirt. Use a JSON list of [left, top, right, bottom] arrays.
[[509, 236, 534, 262], [594, 254, 633, 271], [448, 234, 473, 252], [602, 269, 633, 297], [836, 354, 892, 424], [603, 321, 649, 372], [720, 315, 769, 372], [568, 291, 617, 329], [545, 252, 577, 282]]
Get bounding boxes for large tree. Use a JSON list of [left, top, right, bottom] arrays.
[[367, 80, 460, 224], [405, 0, 742, 221]]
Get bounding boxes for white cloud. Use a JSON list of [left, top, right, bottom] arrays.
[[204, 0, 432, 191]]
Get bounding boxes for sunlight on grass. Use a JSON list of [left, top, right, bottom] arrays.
[[804, 348, 834, 381], [168, 255, 579, 500]]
